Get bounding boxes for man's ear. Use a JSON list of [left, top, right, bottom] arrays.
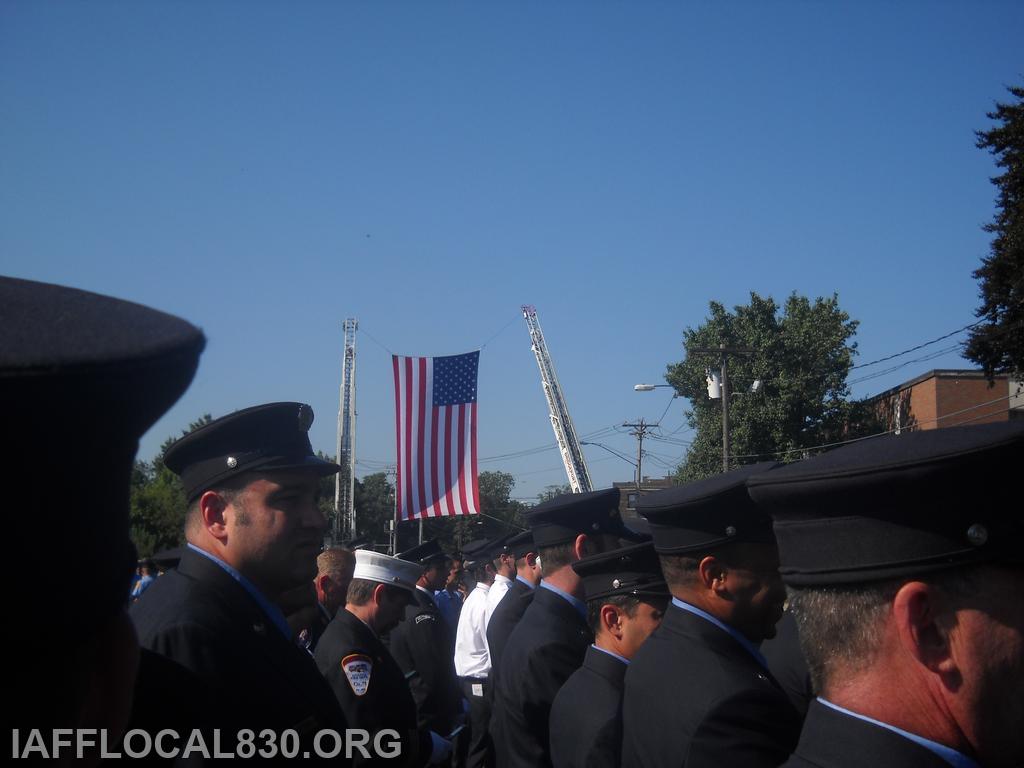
[[198, 490, 230, 541], [892, 581, 955, 678], [525, 553, 538, 568], [698, 555, 727, 592], [573, 534, 589, 561], [601, 603, 625, 639]]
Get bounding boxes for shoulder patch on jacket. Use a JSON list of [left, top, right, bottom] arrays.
[[341, 654, 372, 696], [414, 613, 435, 624]]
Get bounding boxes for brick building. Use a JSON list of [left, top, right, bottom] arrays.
[[868, 369, 1023, 433], [613, 476, 678, 520]]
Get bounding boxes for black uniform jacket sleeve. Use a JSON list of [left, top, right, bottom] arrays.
[[386, 590, 462, 735], [315, 608, 433, 768]]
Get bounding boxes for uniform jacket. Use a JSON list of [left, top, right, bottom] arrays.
[[387, 588, 462, 735], [484, 579, 533, 683], [620, 602, 801, 768], [315, 608, 432, 767], [306, 602, 334, 653], [780, 700, 956, 768], [491, 585, 591, 768], [131, 548, 348, 754], [762, 610, 813, 720], [549, 645, 627, 768]]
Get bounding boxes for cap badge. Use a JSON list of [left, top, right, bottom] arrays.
[[725, 525, 737, 537], [297, 404, 314, 432], [612, 579, 621, 589], [966, 524, 988, 547], [226, 456, 238, 468]]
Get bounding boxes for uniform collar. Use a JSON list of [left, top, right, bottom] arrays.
[[515, 575, 536, 590], [186, 543, 292, 640], [816, 698, 980, 768], [671, 597, 767, 669], [540, 580, 587, 618], [591, 644, 629, 666]]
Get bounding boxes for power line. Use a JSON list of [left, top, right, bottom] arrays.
[[850, 320, 983, 370]]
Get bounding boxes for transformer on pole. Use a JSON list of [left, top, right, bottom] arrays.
[[334, 318, 358, 543], [522, 305, 593, 493]]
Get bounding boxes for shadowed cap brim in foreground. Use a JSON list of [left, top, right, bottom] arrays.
[[1, 276, 205, 624], [746, 421, 1024, 585]]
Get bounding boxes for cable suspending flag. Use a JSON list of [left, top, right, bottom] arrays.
[[393, 350, 480, 520]]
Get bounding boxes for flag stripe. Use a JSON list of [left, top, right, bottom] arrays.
[[392, 357, 403, 520], [470, 402, 480, 512], [404, 357, 414, 519], [456, 405, 468, 515], [443, 406, 455, 516], [430, 403, 442, 518], [416, 357, 427, 518]]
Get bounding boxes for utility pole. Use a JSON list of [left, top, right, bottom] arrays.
[[622, 418, 655, 494], [691, 344, 755, 472]]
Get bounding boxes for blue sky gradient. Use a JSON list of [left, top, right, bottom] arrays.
[[3, 1, 1021, 500]]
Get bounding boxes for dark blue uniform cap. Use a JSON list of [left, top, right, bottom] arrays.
[[746, 421, 1024, 585], [506, 530, 536, 559], [525, 487, 631, 548], [164, 401, 339, 501], [572, 542, 669, 602], [0, 276, 204, 625], [397, 538, 449, 566], [637, 462, 779, 554]]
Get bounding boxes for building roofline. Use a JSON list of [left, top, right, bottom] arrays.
[[865, 368, 1008, 401]]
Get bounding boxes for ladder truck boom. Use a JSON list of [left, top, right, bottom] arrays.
[[522, 305, 593, 493], [334, 318, 358, 542]]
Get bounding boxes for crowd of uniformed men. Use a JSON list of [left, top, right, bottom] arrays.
[[9, 275, 1022, 768]]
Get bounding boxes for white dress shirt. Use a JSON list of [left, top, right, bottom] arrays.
[[454, 582, 491, 678], [484, 573, 513, 626]]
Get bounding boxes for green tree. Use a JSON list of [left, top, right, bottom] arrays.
[[965, 84, 1024, 379], [538, 483, 572, 503], [667, 292, 864, 482], [353, 472, 395, 547]]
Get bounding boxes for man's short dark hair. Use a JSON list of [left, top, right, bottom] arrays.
[[586, 594, 642, 634], [184, 474, 252, 535], [347, 578, 382, 606]]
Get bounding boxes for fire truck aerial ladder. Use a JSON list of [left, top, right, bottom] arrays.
[[334, 318, 358, 543], [522, 305, 593, 493]]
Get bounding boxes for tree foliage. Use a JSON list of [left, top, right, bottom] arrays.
[[666, 292, 873, 482], [537, 483, 572, 503], [965, 84, 1024, 378]]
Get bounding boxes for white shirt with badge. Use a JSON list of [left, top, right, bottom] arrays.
[[484, 573, 512, 626], [454, 581, 491, 679]]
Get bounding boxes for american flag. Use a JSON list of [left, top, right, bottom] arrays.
[[392, 350, 480, 520]]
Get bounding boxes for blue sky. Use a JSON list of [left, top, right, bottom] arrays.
[[2, 1, 1021, 501]]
